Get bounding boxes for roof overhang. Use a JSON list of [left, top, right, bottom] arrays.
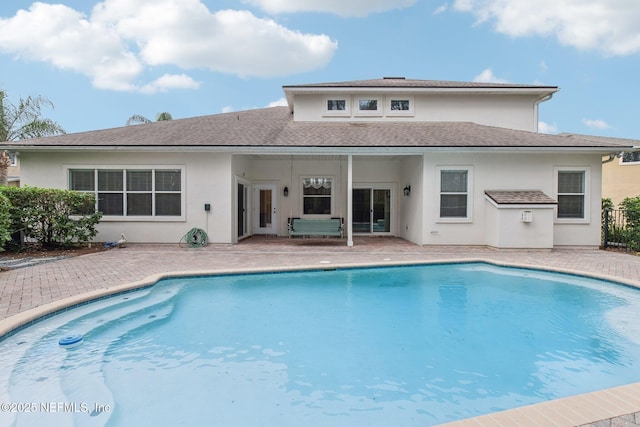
[[4, 144, 632, 156]]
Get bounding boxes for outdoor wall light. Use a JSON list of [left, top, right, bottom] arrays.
[[403, 185, 411, 196], [283, 186, 289, 197]]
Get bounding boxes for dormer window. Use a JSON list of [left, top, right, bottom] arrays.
[[327, 100, 346, 111], [356, 97, 382, 116], [359, 99, 377, 110], [324, 97, 350, 116], [386, 97, 414, 116], [391, 100, 409, 111]]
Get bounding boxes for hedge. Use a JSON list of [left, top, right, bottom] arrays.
[[0, 186, 102, 249], [0, 192, 11, 251]]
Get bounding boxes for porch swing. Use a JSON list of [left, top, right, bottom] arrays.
[[287, 156, 345, 239]]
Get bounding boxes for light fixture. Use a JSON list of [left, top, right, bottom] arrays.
[[403, 185, 411, 196], [283, 186, 289, 197]]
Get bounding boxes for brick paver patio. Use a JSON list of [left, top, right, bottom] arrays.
[[1, 237, 640, 426]]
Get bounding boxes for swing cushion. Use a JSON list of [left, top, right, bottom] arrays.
[[288, 218, 343, 238]]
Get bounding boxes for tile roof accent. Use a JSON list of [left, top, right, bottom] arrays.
[[485, 190, 558, 205], [6, 106, 636, 150]]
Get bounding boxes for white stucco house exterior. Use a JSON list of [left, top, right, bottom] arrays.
[[6, 78, 636, 248]]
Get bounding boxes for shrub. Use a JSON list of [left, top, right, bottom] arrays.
[[0, 186, 102, 249], [0, 192, 11, 251]]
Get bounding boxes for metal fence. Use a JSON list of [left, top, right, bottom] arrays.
[[602, 208, 640, 252]]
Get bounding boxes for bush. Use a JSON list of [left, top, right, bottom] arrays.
[[0, 186, 102, 249], [0, 192, 11, 251]]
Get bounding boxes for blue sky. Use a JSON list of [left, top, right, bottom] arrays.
[[0, 0, 639, 138]]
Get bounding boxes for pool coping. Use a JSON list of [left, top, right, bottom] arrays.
[[2, 256, 640, 426]]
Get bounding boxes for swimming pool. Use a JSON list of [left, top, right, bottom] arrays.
[[1, 262, 640, 426]]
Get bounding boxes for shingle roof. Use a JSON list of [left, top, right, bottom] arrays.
[[283, 77, 558, 90], [559, 132, 640, 147], [485, 190, 558, 205], [6, 106, 635, 151]]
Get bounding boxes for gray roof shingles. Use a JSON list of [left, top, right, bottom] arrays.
[[485, 190, 558, 205], [283, 77, 558, 90], [7, 106, 636, 150]]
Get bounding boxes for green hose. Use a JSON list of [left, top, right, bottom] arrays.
[[180, 227, 208, 248]]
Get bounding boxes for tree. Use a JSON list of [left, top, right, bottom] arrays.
[[126, 112, 173, 126], [0, 89, 66, 185]]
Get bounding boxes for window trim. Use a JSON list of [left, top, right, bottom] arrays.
[[66, 165, 186, 221], [554, 167, 590, 224], [300, 176, 335, 218], [323, 97, 351, 116], [354, 97, 383, 117], [385, 96, 414, 116], [620, 152, 640, 165], [8, 152, 17, 167], [436, 166, 474, 223]]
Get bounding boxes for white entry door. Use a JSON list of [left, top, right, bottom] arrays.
[[254, 183, 278, 235]]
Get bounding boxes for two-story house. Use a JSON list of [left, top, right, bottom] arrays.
[[6, 78, 635, 248]]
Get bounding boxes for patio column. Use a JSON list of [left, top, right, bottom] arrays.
[[347, 153, 353, 246]]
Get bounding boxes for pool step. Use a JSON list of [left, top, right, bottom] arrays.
[[3, 283, 182, 427]]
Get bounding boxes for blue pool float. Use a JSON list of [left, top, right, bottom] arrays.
[[58, 334, 84, 347]]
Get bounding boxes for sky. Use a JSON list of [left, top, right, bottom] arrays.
[[0, 0, 639, 139]]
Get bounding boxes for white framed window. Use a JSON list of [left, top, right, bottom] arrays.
[[302, 177, 333, 216], [386, 96, 414, 116], [8, 152, 17, 166], [355, 97, 382, 116], [324, 97, 350, 116], [437, 167, 473, 222], [555, 167, 589, 222], [621, 152, 640, 164], [68, 166, 184, 220]]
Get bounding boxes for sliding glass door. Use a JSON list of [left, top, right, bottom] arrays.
[[352, 187, 392, 234]]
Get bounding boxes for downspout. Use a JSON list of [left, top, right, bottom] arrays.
[[602, 152, 623, 164], [534, 93, 554, 132]]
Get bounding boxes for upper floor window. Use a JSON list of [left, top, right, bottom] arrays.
[[327, 100, 346, 111], [556, 170, 586, 219], [621, 151, 640, 164], [386, 97, 414, 116], [69, 167, 183, 218], [390, 100, 410, 110], [359, 99, 378, 110], [324, 98, 350, 116], [355, 97, 382, 116], [437, 167, 473, 222]]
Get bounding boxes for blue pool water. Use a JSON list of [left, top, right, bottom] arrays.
[[1, 263, 640, 426]]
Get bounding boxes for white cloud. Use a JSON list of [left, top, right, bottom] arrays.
[[0, 0, 337, 93], [582, 118, 611, 130], [266, 97, 288, 107], [539, 60, 548, 73], [243, 0, 416, 17], [139, 74, 201, 94], [472, 68, 510, 83], [452, 0, 640, 56], [433, 4, 448, 15], [538, 121, 558, 134]]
